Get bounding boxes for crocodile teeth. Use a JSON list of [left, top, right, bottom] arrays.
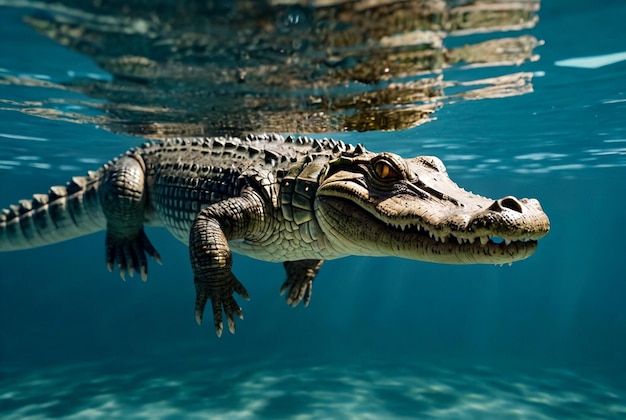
[[455, 236, 472, 245], [388, 223, 524, 248]]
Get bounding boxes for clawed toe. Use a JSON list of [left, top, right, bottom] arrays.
[[194, 273, 249, 337], [280, 278, 312, 307], [105, 229, 161, 281], [281, 260, 323, 307]]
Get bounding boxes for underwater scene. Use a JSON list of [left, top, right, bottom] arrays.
[[0, 0, 625, 418]]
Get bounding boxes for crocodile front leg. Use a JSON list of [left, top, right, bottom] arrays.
[[190, 190, 266, 337], [281, 259, 324, 307], [99, 154, 161, 280]]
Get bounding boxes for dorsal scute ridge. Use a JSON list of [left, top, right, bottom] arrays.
[[127, 134, 369, 173]]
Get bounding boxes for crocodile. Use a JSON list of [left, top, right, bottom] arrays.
[[0, 134, 550, 336]]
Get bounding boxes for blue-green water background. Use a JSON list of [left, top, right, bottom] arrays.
[[1, 1, 626, 418]]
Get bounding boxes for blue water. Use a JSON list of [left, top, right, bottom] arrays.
[[1, 1, 626, 418]]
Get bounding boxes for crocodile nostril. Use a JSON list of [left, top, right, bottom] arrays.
[[500, 197, 523, 213], [489, 196, 524, 213]]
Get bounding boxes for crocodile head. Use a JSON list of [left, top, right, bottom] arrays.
[[315, 150, 550, 264]]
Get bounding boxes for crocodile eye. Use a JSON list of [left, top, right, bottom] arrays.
[[374, 160, 399, 180]]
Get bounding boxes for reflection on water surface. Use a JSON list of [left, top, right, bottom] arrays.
[[0, 0, 541, 137]]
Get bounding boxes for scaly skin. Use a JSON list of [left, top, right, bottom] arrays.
[[0, 134, 550, 336]]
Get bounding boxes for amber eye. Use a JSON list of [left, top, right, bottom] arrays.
[[373, 160, 399, 180]]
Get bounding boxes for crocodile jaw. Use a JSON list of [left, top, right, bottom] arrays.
[[315, 196, 542, 264], [314, 154, 550, 265]]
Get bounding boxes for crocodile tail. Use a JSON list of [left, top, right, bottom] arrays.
[[0, 171, 107, 251]]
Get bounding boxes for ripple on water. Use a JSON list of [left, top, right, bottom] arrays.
[[0, 133, 48, 142]]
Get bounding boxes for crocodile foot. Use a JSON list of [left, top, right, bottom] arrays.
[[280, 260, 324, 307], [194, 272, 250, 337], [105, 229, 162, 281]]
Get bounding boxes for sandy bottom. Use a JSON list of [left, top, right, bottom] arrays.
[[1, 356, 625, 419]]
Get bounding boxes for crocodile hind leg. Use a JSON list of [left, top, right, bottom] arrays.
[[189, 190, 269, 337], [280, 259, 323, 307], [99, 154, 161, 280]]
